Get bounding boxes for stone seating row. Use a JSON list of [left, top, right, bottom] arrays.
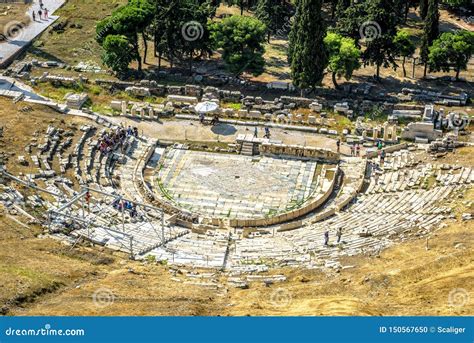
[[350, 185, 458, 215], [148, 232, 230, 268], [366, 165, 472, 195]]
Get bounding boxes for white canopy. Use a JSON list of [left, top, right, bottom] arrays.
[[195, 101, 219, 114]]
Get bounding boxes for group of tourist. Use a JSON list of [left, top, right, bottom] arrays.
[[112, 198, 139, 218], [98, 126, 138, 155], [349, 144, 361, 157], [254, 126, 271, 139], [31, 0, 49, 22], [324, 227, 343, 246]]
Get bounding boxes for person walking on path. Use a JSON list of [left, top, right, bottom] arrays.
[[254, 126, 258, 138], [264, 127, 270, 139], [336, 139, 341, 153], [350, 145, 355, 156], [380, 150, 386, 167], [324, 231, 329, 246], [32, 11, 36, 22], [356, 144, 361, 157], [44, 8, 49, 19], [38, 9, 42, 20], [336, 227, 342, 243]]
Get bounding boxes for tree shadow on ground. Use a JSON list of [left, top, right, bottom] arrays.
[[211, 123, 237, 136], [26, 46, 65, 63]]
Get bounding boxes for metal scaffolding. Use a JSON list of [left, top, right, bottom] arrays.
[[0, 169, 169, 260]]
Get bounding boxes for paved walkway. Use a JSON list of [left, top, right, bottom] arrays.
[[107, 116, 352, 153], [0, 0, 65, 68], [0, 75, 45, 100]]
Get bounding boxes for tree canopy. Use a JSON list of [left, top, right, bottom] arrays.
[[101, 35, 135, 75], [324, 32, 361, 89], [393, 29, 416, 77], [209, 15, 267, 76], [255, 0, 292, 42], [428, 30, 474, 80]]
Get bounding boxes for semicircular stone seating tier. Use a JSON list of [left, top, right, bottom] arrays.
[[2, 120, 472, 273], [144, 147, 365, 228]]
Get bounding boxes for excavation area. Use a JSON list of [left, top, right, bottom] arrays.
[[0, 99, 472, 316]]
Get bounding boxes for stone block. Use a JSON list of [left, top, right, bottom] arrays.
[[64, 93, 89, 110], [166, 95, 198, 104], [248, 110, 262, 119], [310, 102, 322, 112], [110, 100, 122, 111], [237, 109, 248, 118], [184, 85, 202, 97], [125, 86, 151, 97], [167, 86, 183, 95]]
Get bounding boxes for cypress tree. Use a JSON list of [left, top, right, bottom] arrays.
[[288, 0, 328, 92], [361, 0, 400, 79], [420, 0, 439, 77], [419, 0, 428, 19]]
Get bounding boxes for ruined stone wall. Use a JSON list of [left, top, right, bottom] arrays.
[[259, 142, 340, 162], [365, 143, 409, 159]]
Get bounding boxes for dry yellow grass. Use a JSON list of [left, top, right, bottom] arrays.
[[0, 99, 91, 176]]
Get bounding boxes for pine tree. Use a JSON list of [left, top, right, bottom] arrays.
[[335, 0, 350, 19], [420, 0, 439, 77], [288, 0, 328, 92], [210, 15, 267, 76], [324, 32, 361, 89], [428, 30, 474, 80]]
